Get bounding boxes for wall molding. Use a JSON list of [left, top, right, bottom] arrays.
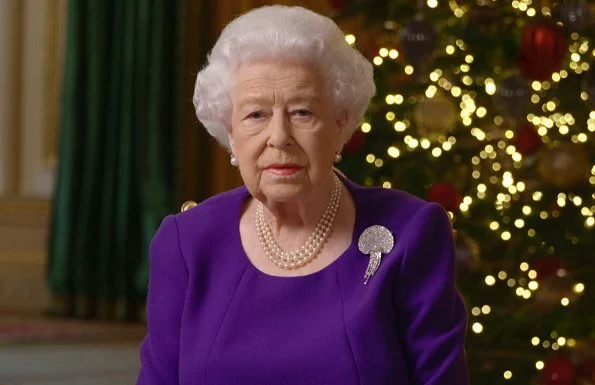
[[0, 198, 50, 215], [0, 252, 46, 265], [43, 0, 62, 169]]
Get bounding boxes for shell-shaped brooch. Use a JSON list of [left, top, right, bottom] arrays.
[[358, 225, 394, 285]]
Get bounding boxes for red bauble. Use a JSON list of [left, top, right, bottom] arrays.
[[543, 355, 576, 385], [532, 257, 565, 281], [427, 182, 463, 212], [519, 21, 567, 81], [328, 0, 347, 12], [359, 26, 399, 59], [343, 130, 366, 153], [577, 358, 595, 382], [514, 123, 542, 155], [362, 43, 381, 59]]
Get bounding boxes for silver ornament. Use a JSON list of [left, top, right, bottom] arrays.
[[584, 69, 595, 108], [560, 0, 592, 32], [495, 74, 531, 121], [358, 225, 394, 284], [399, 18, 437, 71]]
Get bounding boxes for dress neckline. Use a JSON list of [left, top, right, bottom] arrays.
[[234, 171, 362, 280]]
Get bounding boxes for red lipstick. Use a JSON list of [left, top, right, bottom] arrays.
[[266, 164, 303, 176]]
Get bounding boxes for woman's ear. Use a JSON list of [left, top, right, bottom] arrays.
[[336, 110, 348, 140], [227, 133, 236, 155]]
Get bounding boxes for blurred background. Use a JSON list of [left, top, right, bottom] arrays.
[[0, 0, 594, 384], [0, 0, 333, 384]]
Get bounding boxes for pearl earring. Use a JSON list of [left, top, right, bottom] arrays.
[[334, 152, 342, 163], [230, 155, 239, 167]]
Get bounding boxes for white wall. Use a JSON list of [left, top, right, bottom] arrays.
[[0, 0, 67, 311], [0, 0, 67, 199], [0, 0, 22, 195]]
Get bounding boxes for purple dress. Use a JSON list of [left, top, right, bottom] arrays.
[[136, 175, 468, 385]]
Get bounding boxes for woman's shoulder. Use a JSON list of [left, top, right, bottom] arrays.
[[349, 180, 427, 215], [173, 185, 248, 229], [347, 180, 450, 234]]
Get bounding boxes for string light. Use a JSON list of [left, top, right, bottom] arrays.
[[359, 2, 594, 380], [573, 283, 585, 293], [561, 298, 570, 306]]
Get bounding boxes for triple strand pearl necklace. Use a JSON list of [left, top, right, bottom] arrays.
[[255, 174, 342, 270]]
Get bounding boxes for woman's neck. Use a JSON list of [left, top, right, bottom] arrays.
[[259, 175, 339, 245]]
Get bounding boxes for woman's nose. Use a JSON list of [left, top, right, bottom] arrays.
[[267, 111, 293, 147]]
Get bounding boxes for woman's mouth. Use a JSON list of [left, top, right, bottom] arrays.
[[266, 164, 303, 176]]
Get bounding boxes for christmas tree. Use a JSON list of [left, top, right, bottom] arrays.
[[332, 0, 595, 384]]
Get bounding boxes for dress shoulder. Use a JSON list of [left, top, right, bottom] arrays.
[[169, 186, 249, 252], [175, 186, 247, 220], [348, 181, 429, 227]]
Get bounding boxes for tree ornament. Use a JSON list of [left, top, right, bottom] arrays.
[[577, 358, 595, 383], [358, 24, 398, 60], [531, 256, 580, 313], [427, 182, 463, 212], [532, 256, 565, 281], [495, 74, 531, 120], [328, 0, 347, 12], [469, 5, 503, 34], [519, 20, 567, 81], [584, 70, 595, 108], [537, 143, 590, 189], [535, 274, 577, 312], [455, 233, 481, 272], [513, 123, 542, 155], [399, 17, 438, 70], [343, 129, 366, 154], [573, 340, 595, 369], [542, 355, 576, 385], [560, 0, 593, 32], [413, 92, 457, 139], [484, 123, 507, 140]]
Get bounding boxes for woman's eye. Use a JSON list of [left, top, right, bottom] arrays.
[[246, 111, 264, 120], [292, 109, 312, 117]]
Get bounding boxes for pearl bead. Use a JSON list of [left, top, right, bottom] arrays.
[[255, 175, 341, 270]]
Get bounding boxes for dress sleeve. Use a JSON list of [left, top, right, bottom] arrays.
[[395, 202, 469, 385], [137, 215, 188, 385]]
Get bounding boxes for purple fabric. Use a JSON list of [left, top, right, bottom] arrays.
[[137, 176, 469, 385]]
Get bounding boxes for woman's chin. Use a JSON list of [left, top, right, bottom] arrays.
[[263, 186, 304, 202], [258, 181, 308, 203]]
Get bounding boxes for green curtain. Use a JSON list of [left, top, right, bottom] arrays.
[[47, 0, 181, 321]]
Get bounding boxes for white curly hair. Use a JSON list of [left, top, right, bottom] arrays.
[[192, 5, 376, 151]]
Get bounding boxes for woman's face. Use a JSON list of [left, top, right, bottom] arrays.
[[229, 61, 346, 204]]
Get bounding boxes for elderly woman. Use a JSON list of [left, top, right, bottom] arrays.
[[137, 5, 468, 385]]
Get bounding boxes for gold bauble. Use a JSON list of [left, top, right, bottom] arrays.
[[413, 92, 457, 139], [534, 274, 578, 311], [484, 123, 508, 140], [455, 233, 481, 271], [537, 143, 590, 188], [180, 200, 198, 212]]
